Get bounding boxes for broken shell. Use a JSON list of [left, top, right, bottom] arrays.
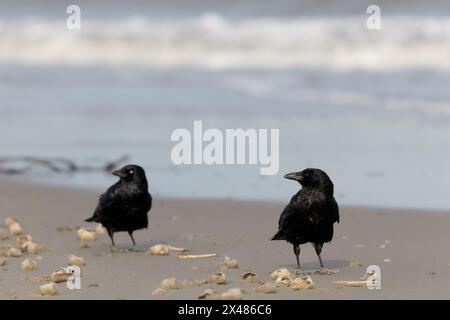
[[275, 276, 292, 287], [4, 217, 17, 227], [51, 267, 73, 283], [20, 258, 37, 272], [256, 282, 276, 294], [21, 241, 40, 254], [290, 276, 314, 290], [241, 272, 258, 283], [94, 224, 107, 234], [160, 277, 179, 290], [151, 288, 167, 297], [68, 254, 86, 266], [9, 222, 23, 236], [39, 283, 58, 296], [148, 244, 169, 256], [198, 288, 216, 300], [270, 268, 291, 280], [333, 280, 366, 288], [0, 257, 7, 266], [77, 228, 96, 241], [208, 272, 227, 284], [223, 256, 239, 269], [16, 234, 32, 246], [0, 228, 8, 240], [220, 288, 242, 300], [7, 247, 22, 257]]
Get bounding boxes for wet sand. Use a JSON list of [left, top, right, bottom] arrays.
[[0, 180, 449, 299]]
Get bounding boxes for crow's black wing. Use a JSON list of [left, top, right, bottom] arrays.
[[85, 183, 119, 223]]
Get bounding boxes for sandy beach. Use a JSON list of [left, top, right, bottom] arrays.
[[0, 180, 448, 300]]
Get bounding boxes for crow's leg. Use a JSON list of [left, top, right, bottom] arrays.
[[293, 244, 301, 269], [107, 229, 115, 247], [128, 231, 136, 247], [314, 242, 324, 268]]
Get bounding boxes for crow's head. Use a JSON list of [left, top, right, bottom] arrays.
[[284, 168, 334, 194], [112, 165, 148, 187]]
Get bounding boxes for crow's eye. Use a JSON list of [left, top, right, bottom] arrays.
[[129, 170, 134, 175]]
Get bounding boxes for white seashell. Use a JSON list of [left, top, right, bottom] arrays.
[[7, 247, 22, 257], [220, 288, 243, 300], [290, 276, 314, 290], [223, 256, 239, 269], [256, 282, 276, 294], [241, 272, 258, 283], [270, 268, 291, 280], [20, 258, 37, 272], [40, 283, 58, 296], [68, 254, 86, 266], [94, 224, 107, 235], [51, 267, 73, 283], [16, 234, 32, 246], [208, 272, 226, 284], [275, 276, 292, 287], [148, 244, 169, 256], [4, 217, 17, 227], [198, 288, 216, 300], [151, 288, 167, 296], [0, 257, 7, 266], [0, 228, 8, 240], [160, 277, 178, 290], [9, 222, 23, 236], [21, 241, 40, 254], [77, 228, 96, 241]]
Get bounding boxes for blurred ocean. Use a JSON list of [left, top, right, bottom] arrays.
[[1, 0, 450, 209]]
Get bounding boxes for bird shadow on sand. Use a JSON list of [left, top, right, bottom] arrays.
[[278, 259, 350, 272]]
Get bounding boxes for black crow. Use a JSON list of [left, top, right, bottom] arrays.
[[271, 168, 339, 270], [85, 165, 152, 248]]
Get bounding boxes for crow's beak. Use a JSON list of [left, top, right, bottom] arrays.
[[284, 172, 303, 182], [112, 169, 127, 178]]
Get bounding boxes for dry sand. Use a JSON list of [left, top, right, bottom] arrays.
[[0, 180, 449, 300]]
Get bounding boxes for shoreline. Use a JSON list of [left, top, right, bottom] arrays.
[[1, 180, 450, 299]]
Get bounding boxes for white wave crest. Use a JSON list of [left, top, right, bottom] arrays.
[[0, 14, 450, 70]]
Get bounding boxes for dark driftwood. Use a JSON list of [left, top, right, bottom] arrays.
[[0, 155, 129, 175]]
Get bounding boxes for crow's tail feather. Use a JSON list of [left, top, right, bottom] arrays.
[[85, 216, 97, 223], [271, 230, 286, 241]]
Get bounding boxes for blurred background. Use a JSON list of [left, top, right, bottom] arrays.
[[0, 0, 450, 209]]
